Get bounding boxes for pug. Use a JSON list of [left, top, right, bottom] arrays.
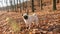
[[22, 13, 39, 29]]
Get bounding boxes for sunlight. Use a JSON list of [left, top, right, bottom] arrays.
[[0, 0, 28, 7]]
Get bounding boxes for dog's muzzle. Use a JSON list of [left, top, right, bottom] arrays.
[[24, 15, 28, 20]]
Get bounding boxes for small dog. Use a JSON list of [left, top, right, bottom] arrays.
[[22, 13, 39, 29]]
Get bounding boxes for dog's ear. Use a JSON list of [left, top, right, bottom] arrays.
[[22, 14, 23, 16]]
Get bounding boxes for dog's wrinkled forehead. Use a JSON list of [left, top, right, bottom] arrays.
[[23, 13, 28, 16]]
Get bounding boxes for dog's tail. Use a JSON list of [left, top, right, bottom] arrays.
[[33, 13, 37, 16]]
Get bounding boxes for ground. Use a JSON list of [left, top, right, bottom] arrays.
[[0, 10, 60, 34]]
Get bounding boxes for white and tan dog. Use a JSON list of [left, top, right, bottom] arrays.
[[22, 13, 39, 28]]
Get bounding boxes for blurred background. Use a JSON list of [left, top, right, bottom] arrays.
[[0, 0, 60, 34]]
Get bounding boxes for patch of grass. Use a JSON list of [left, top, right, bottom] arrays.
[[6, 17, 20, 32]]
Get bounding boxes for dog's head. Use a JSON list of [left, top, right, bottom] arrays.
[[22, 13, 28, 20]]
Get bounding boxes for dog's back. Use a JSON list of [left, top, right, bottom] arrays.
[[23, 13, 39, 27]]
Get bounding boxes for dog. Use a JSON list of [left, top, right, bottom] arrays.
[[22, 13, 39, 29]]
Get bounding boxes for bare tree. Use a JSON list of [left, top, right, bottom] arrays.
[[57, 0, 59, 3], [22, 0, 24, 10], [19, 0, 22, 12], [9, 0, 17, 12], [17, 0, 18, 8], [31, 0, 35, 12], [40, 0, 43, 10], [5, 0, 9, 11], [0, 1, 3, 11], [25, 0, 28, 13], [53, 0, 56, 10], [9, 0, 14, 11], [14, 0, 18, 12], [17, 0, 18, 5], [14, 0, 16, 11], [2, 0, 4, 10]]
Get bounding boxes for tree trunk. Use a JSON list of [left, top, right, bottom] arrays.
[[16, 0, 18, 12], [53, 0, 56, 10], [23, 0, 24, 10], [57, 0, 59, 3], [26, 0, 28, 13], [31, 0, 35, 12], [10, 0, 13, 11], [40, 0, 43, 10], [6, 0, 8, 11], [19, 0, 22, 13], [14, 0, 16, 11], [38, 0, 40, 7]]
